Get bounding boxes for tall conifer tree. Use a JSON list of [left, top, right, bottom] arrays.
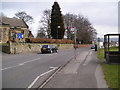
[[51, 2, 65, 39]]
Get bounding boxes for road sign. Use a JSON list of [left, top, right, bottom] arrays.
[[70, 27, 75, 33], [17, 33, 23, 39]]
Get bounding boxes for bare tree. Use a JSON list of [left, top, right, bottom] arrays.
[[0, 12, 7, 17], [39, 9, 51, 38], [64, 13, 77, 40], [64, 13, 97, 43], [14, 11, 33, 24], [36, 29, 46, 38]]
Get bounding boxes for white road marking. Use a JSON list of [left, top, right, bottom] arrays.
[[49, 66, 58, 69], [19, 63, 24, 66], [27, 76, 40, 89], [1, 58, 41, 71], [39, 66, 62, 88], [27, 67, 58, 89], [20, 58, 41, 65], [40, 67, 58, 77], [1, 65, 20, 71]]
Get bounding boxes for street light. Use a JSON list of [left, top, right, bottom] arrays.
[[57, 26, 60, 39]]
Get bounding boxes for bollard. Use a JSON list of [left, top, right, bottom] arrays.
[[14, 47, 16, 54], [95, 44, 97, 51]]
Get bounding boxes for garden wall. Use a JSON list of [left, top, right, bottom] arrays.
[[9, 42, 74, 54], [1, 44, 10, 54], [2, 41, 91, 54]]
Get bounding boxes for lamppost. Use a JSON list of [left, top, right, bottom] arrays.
[[57, 26, 60, 39]]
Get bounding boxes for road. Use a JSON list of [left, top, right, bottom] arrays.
[[2, 47, 89, 88]]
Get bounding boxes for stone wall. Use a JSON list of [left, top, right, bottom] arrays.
[[9, 42, 74, 54], [1, 43, 10, 54], [2, 42, 91, 54], [0, 26, 9, 43], [2, 45, 10, 54]]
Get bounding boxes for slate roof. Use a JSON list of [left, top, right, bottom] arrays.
[[0, 17, 28, 28]]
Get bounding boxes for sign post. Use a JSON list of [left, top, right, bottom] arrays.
[[70, 27, 77, 60]]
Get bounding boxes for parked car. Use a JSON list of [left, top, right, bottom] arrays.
[[91, 44, 95, 49], [41, 45, 58, 53]]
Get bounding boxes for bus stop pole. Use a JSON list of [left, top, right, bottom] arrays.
[[74, 28, 77, 60]]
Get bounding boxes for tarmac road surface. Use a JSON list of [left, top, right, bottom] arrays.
[[2, 48, 89, 88]]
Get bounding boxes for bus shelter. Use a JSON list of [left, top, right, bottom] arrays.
[[104, 34, 120, 63]]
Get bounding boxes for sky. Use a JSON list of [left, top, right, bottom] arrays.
[[0, 0, 119, 38]]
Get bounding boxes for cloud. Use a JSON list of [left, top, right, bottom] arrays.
[[29, 17, 41, 37], [95, 25, 118, 37], [61, 2, 118, 37], [1, 0, 118, 37], [60, 2, 118, 26], [1, 0, 119, 2]]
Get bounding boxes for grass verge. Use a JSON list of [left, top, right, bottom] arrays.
[[97, 48, 119, 89]]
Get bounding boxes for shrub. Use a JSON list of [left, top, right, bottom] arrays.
[[25, 38, 74, 44]]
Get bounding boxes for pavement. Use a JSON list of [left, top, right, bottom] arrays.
[[41, 49, 109, 88]]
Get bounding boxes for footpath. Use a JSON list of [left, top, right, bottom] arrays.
[[42, 49, 109, 88]]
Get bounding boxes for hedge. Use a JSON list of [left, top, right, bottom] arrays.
[[25, 38, 74, 44]]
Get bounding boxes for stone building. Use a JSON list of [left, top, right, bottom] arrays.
[[0, 17, 33, 43]]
